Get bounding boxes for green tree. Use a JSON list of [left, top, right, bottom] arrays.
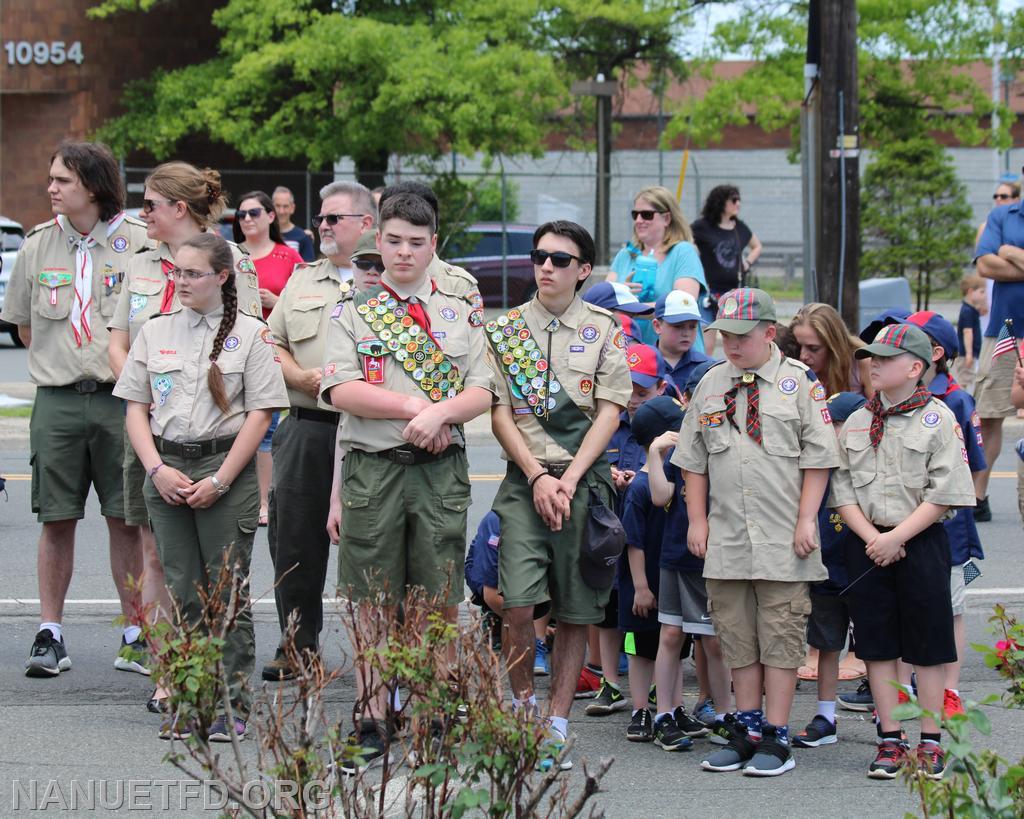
[[860, 137, 975, 308]]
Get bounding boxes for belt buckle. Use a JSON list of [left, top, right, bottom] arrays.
[[547, 463, 568, 479], [393, 448, 415, 466], [75, 380, 98, 394], [182, 443, 203, 459]]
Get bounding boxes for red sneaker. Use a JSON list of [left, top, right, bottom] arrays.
[[916, 742, 946, 780], [897, 689, 910, 706], [942, 689, 965, 719], [574, 666, 602, 699]]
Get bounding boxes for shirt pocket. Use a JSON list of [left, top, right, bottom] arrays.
[[700, 401, 731, 454], [148, 356, 184, 407], [289, 298, 325, 342], [35, 274, 74, 320], [761, 402, 801, 458], [901, 433, 931, 489], [216, 354, 247, 407], [845, 430, 877, 488], [566, 346, 601, 410], [98, 271, 125, 318]]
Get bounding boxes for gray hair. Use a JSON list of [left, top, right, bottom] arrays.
[[319, 180, 377, 225], [272, 186, 294, 202]]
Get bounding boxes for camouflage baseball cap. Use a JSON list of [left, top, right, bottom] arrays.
[[855, 322, 933, 366], [350, 231, 380, 260], [706, 288, 777, 334]]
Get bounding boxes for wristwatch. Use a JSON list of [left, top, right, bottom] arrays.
[[210, 475, 230, 496]]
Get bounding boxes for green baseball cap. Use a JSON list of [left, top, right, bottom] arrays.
[[855, 323, 933, 366], [706, 288, 777, 334], [350, 231, 380, 260]]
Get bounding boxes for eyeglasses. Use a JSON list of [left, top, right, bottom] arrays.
[[236, 208, 267, 221], [729, 196, 741, 203], [631, 209, 667, 221], [530, 249, 582, 268], [141, 198, 176, 213], [353, 258, 385, 273], [169, 266, 218, 282], [994, 193, 1013, 201], [312, 213, 365, 228]]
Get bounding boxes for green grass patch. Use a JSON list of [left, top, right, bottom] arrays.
[[0, 406, 32, 418]]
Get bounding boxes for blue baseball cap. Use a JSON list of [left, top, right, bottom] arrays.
[[907, 310, 958, 360], [626, 343, 668, 388], [632, 395, 685, 448], [583, 281, 654, 316], [859, 308, 912, 345], [655, 290, 705, 324], [825, 391, 867, 423]]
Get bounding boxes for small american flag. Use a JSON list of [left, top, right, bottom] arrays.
[[991, 320, 1020, 360]]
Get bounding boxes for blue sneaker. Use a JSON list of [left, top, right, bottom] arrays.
[[533, 639, 550, 676], [694, 698, 717, 725], [618, 651, 629, 676]]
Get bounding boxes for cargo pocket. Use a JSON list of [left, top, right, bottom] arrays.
[[435, 493, 471, 548], [341, 492, 378, 544]]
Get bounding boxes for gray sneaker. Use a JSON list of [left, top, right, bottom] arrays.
[[114, 636, 150, 676], [25, 630, 71, 677], [701, 715, 758, 772], [743, 726, 796, 777]]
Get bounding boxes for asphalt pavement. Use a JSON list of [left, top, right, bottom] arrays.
[[1, 342, 1024, 817]]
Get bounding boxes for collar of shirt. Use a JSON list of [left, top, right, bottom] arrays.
[[186, 305, 224, 329], [381, 271, 432, 304], [928, 372, 953, 397], [721, 341, 783, 384], [529, 295, 585, 331]]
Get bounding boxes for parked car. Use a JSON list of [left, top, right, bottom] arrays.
[[445, 222, 536, 308], [0, 215, 26, 346]]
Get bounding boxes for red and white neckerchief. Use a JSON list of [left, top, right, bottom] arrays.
[[56, 211, 126, 346]]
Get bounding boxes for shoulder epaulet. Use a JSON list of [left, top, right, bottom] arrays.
[[225, 239, 243, 252], [124, 215, 147, 228], [435, 280, 474, 305], [582, 302, 615, 319], [25, 220, 57, 239]]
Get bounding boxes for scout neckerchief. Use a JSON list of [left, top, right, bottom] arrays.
[[864, 384, 932, 449], [484, 307, 603, 463], [55, 211, 126, 346], [724, 371, 761, 445], [353, 286, 464, 402], [159, 256, 177, 313]]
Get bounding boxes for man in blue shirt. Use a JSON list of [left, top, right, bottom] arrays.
[[653, 291, 714, 391]]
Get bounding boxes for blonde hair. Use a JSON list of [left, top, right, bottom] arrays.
[[630, 185, 694, 251], [960, 273, 985, 295], [790, 302, 862, 397], [145, 161, 227, 230]]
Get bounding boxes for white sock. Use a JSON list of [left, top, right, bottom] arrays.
[[548, 716, 568, 739], [123, 625, 142, 645], [948, 688, 959, 697], [818, 700, 836, 724], [391, 688, 402, 711], [900, 683, 914, 696], [40, 622, 62, 641]]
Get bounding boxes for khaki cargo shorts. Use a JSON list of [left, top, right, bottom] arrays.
[[705, 578, 811, 669], [974, 335, 1019, 419]]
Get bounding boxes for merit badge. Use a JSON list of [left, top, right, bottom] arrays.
[[721, 296, 738, 316], [363, 355, 384, 384], [223, 335, 240, 351], [821, 407, 832, 424], [152, 374, 173, 406], [579, 324, 599, 343], [954, 423, 964, 441], [325, 363, 336, 376], [921, 410, 941, 428], [579, 378, 593, 395], [810, 382, 827, 401], [439, 306, 458, 322], [778, 377, 798, 395], [111, 236, 129, 253], [260, 328, 276, 345], [570, 345, 585, 353]]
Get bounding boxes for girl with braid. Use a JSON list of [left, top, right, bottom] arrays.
[[115, 232, 288, 741]]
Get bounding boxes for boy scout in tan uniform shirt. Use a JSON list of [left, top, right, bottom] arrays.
[[261, 254, 347, 675], [427, 254, 484, 326]]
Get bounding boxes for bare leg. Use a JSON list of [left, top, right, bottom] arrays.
[[763, 666, 798, 728], [694, 638, 711, 700], [597, 626, 622, 687], [549, 623, 588, 719], [628, 656, 655, 711], [504, 604, 536, 701], [897, 658, 914, 688], [702, 636, 733, 714], [944, 614, 966, 691], [975, 418, 1003, 499], [914, 665, 945, 736], [38, 520, 77, 623], [869, 660, 900, 732], [107, 516, 143, 622], [257, 450, 272, 521], [533, 612, 550, 643], [353, 603, 398, 721], [586, 625, 601, 672], [732, 662, 765, 713], [140, 526, 171, 625], [817, 650, 841, 703], [655, 626, 685, 715]]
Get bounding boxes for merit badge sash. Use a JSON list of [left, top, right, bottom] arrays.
[[354, 289, 464, 402]]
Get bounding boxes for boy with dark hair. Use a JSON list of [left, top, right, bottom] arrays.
[[831, 323, 976, 780]]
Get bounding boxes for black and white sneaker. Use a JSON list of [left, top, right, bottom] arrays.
[[25, 630, 71, 677], [626, 708, 654, 742], [701, 714, 757, 771], [792, 714, 838, 748], [743, 725, 796, 777], [584, 680, 629, 715], [114, 635, 150, 675], [673, 705, 711, 738], [653, 714, 693, 751], [338, 720, 394, 775]]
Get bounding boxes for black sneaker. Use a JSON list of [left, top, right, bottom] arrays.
[[837, 678, 874, 712], [584, 680, 629, 715], [25, 630, 71, 677], [792, 714, 838, 748], [707, 720, 732, 745], [701, 714, 758, 771], [653, 714, 693, 751], [261, 654, 298, 682], [626, 708, 654, 742], [868, 739, 908, 779], [338, 720, 393, 775], [673, 705, 710, 738], [743, 725, 795, 777], [974, 495, 992, 522]]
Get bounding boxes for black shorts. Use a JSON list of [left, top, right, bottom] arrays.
[[806, 591, 851, 652], [844, 523, 955, 667], [624, 628, 691, 662], [598, 589, 619, 629]]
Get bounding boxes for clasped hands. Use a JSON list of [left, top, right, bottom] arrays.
[[401, 396, 453, 454]]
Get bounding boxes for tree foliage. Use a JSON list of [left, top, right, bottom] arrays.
[[860, 136, 975, 307]]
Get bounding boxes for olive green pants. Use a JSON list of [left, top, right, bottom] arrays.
[[144, 451, 258, 716]]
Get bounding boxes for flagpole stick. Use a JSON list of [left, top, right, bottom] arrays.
[[1008, 319, 1023, 366]]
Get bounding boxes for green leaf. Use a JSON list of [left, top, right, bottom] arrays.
[[892, 702, 923, 721], [966, 707, 992, 735]]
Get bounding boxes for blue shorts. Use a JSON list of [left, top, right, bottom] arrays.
[[259, 411, 280, 453]]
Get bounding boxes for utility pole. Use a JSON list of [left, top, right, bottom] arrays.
[[573, 76, 618, 265], [816, 0, 860, 328], [801, 0, 821, 305]]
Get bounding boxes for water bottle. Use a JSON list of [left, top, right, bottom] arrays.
[[631, 249, 658, 302]]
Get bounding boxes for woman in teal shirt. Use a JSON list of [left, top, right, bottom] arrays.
[[608, 185, 708, 350]]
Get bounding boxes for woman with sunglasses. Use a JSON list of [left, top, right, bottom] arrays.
[[231, 190, 304, 525], [115, 232, 288, 741], [108, 161, 260, 713], [608, 185, 709, 350]]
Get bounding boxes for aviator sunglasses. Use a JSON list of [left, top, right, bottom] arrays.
[[312, 213, 365, 228]]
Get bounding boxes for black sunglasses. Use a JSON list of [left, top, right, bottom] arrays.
[[236, 207, 267, 221], [729, 196, 741, 203], [353, 258, 385, 273], [530, 249, 582, 268], [994, 193, 1013, 201], [141, 198, 176, 213], [631, 209, 667, 221], [312, 213, 365, 228]]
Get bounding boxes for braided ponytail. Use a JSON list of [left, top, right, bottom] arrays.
[[181, 233, 236, 414]]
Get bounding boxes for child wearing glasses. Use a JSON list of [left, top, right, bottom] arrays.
[[114, 232, 289, 742]]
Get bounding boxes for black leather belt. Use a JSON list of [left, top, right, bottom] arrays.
[[370, 444, 462, 466], [154, 435, 236, 459], [53, 380, 115, 394], [540, 461, 571, 479], [291, 406, 339, 425]]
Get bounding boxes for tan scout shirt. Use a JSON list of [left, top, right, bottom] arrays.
[[673, 344, 840, 582], [1, 216, 150, 385], [268, 257, 348, 410], [113, 305, 288, 442], [108, 241, 260, 344], [319, 272, 494, 452], [428, 255, 484, 326], [829, 396, 976, 527], [488, 296, 633, 464]]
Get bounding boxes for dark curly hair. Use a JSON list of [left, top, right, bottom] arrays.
[[232, 190, 284, 245], [701, 184, 741, 224]]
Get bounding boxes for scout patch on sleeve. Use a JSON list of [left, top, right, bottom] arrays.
[[247, 273, 259, 290], [236, 257, 256, 275], [331, 303, 343, 318], [954, 423, 964, 441], [260, 328, 276, 345], [250, 300, 261, 316], [579, 378, 594, 395], [778, 377, 798, 395], [611, 328, 626, 349], [469, 309, 484, 327], [921, 410, 941, 428], [821, 407, 833, 424], [223, 335, 240, 351], [363, 355, 384, 384], [700, 413, 724, 428], [579, 324, 600, 343], [324, 363, 337, 376], [810, 381, 827, 401], [356, 339, 385, 356], [961, 446, 969, 463]]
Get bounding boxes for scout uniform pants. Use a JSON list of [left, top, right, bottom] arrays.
[[267, 411, 338, 653], [144, 451, 259, 716]]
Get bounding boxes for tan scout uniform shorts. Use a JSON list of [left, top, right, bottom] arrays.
[[974, 336, 1018, 418]]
